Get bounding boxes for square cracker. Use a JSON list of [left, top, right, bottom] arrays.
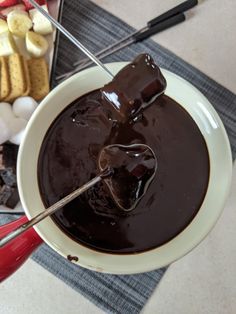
[[28, 58, 49, 101], [4, 53, 26, 103], [0, 56, 10, 101]]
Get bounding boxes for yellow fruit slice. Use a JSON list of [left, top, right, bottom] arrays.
[[7, 10, 32, 38], [25, 31, 49, 57]]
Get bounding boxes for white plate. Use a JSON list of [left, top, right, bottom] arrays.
[[17, 63, 232, 274]]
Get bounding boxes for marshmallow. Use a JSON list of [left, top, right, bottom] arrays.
[[13, 96, 38, 121], [10, 127, 26, 145], [9, 117, 27, 136], [9, 118, 27, 145], [0, 117, 12, 144], [0, 102, 29, 145]]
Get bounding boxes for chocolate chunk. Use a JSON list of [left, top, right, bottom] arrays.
[[2, 144, 19, 169], [0, 175, 3, 186], [101, 53, 166, 122], [0, 185, 12, 205], [99, 144, 157, 211], [0, 143, 19, 209], [0, 185, 19, 208], [5, 188, 19, 208], [0, 168, 17, 187]]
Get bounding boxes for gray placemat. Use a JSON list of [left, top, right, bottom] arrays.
[[1, 0, 236, 313]]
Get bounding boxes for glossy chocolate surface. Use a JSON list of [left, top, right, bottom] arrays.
[[38, 91, 209, 253], [101, 54, 166, 123], [99, 144, 157, 211]]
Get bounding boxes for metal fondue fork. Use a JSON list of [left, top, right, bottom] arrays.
[[0, 174, 103, 248], [28, 0, 114, 79], [0, 144, 156, 247], [72, 0, 198, 68]]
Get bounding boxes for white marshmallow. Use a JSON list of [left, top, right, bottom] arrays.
[[13, 96, 38, 121], [10, 128, 26, 145], [9, 117, 27, 136], [9, 118, 27, 145], [0, 101, 29, 145], [0, 102, 14, 122], [0, 117, 12, 144]]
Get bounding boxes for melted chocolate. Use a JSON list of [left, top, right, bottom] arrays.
[[67, 255, 79, 262], [38, 91, 209, 254], [99, 144, 157, 211], [101, 54, 166, 122]]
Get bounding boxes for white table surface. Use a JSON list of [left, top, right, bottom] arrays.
[[1, 1, 236, 313]]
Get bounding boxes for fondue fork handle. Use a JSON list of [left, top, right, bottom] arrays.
[[0, 175, 102, 248], [0, 216, 43, 282]]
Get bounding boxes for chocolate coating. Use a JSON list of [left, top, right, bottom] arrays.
[[99, 144, 157, 211], [38, 91, 209, 254], [101, 54, 166, 122]]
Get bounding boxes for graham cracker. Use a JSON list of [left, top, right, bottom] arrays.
[[4, 53, 26, 103], [22, 57, 31, 96], [28, 58, 49, 101], [0, 56, 10, 101]]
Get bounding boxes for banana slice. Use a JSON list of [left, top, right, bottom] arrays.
[[0, 31, 17, 56], [29, 5, 53, 35], [0, 19, 9, 34], [25, 31, 48, 57], [7, 10, 32, 38]]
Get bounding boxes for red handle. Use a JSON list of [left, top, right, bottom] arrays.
[[0, 215, 43, 282]]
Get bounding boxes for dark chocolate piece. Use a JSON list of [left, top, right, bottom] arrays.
[[0, 168, 17, 187], [0, 185, 19, 208], [2, 144, 19, 169], [0, 175, 3, 186], [99, 144, 157, 211], [5, 188, 19, 208], [0, 144, 19, 209], [38, 90, 209, 254], [101, 54, 166, 122], [0, 185, 12, 205]]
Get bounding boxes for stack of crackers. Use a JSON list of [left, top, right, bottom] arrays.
[[0, 53, 49, 102]]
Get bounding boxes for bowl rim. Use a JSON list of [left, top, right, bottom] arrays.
[[17, 63, 233, 274]]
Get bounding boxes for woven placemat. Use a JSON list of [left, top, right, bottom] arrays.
[[1, 0, 236, 313]]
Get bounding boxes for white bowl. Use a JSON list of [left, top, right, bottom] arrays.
[[17, 63, 232, 274]]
